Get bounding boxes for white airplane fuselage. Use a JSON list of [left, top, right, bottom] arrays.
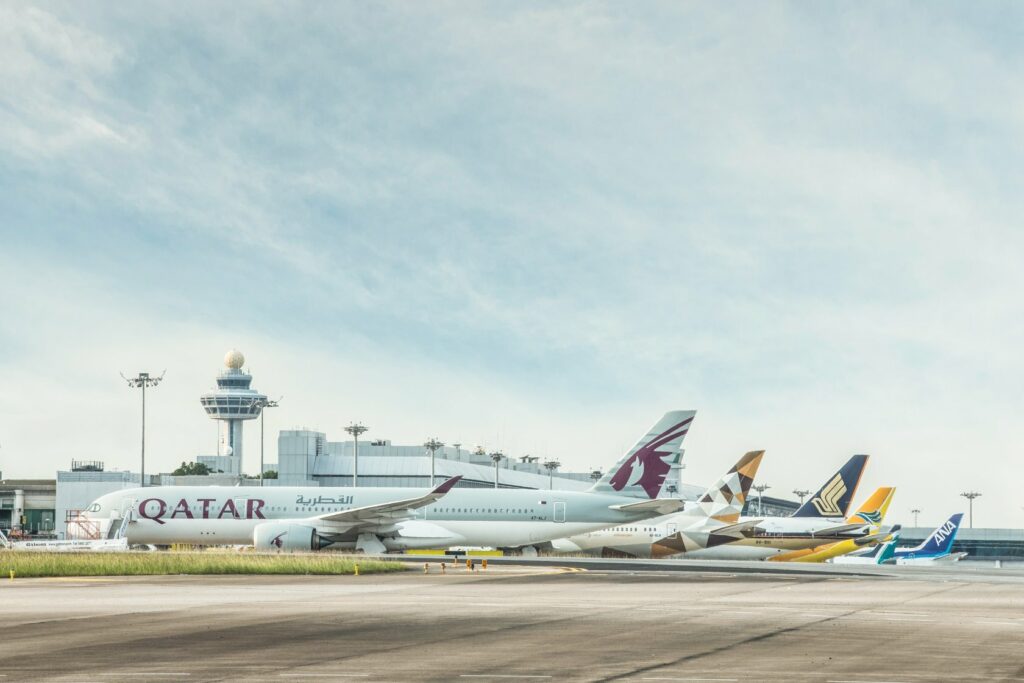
[[86, 485, 671, 550]]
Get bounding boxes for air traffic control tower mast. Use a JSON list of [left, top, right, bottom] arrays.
[[198, 350, 266, 476]]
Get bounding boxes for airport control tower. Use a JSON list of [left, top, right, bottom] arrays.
[[197, 349, 266, 476]]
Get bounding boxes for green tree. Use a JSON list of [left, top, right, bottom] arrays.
[[262, 470, 278, 479], [171, 461, 213, 476]]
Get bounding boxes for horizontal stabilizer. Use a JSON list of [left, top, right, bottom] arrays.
[[609, 498, 685, 515]]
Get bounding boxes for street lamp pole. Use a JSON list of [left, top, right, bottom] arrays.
[[544, 460, 561, 490], [490, 452, 504, 489], [249, 397, 281, 487], [960, 491, 982, 529], [424, 438, 445, 486], [345, 423, 368, 486], [121, 371, 164, 487], [753, 484, 771, 516]]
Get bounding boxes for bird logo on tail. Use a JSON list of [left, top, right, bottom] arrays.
[[811, 474, 847, 516]]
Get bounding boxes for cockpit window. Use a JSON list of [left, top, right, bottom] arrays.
[[87, 503, 101, 513]]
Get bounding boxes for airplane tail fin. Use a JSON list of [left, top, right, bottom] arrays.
[[911, 513, 963, 555], [589, 411, 695, 499], [846, 487, 896, 525], [695, 450, 765, 523], [791, 454, 869, 518], [875, 537, 899, 564]]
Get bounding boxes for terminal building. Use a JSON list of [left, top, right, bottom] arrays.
[[0, 477, 56, 535]]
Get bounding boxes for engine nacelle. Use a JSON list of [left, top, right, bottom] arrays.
[[253, 522, 332, 551]]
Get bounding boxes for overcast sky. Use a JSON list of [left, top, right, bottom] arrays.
[[2, 2, 1021, 527]]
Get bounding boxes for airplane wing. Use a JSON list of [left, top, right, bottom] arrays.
[[312, 476, 462, 526], [609, 498, 685, 515], [705, 519, 764, 536], [810, 523, 869, 536]]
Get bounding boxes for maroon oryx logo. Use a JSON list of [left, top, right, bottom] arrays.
[[609, 416, 692, 498]]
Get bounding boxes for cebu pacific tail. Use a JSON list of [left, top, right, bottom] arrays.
[[589, 410, 695, 499], [791, 454, 869, 518], [847, 486, 896, 526]]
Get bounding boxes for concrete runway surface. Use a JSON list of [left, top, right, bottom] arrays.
[[1, 564, 1023, 683]]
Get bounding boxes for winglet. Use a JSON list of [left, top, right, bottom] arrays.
[[431, 475, 462, 494]]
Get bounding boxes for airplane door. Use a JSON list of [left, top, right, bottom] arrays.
[[666, 523, 677, 535], [553, 502, 566, 523]]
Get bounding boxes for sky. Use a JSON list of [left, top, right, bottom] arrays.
[[1, 2, 1022, 528]]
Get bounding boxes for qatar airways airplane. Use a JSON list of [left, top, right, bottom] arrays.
[[83, 410, 695, 553]]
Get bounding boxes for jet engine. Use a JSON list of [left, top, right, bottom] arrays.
[[253, 522, 332, 551]]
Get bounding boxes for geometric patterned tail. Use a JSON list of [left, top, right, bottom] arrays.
[[695, 450, 765, 523]]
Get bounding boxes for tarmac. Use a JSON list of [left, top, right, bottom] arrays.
[[1, 561, 1023, 682]]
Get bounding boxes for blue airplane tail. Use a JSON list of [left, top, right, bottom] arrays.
[[910, 513, 963, 556], [791, 454, 869, 518]]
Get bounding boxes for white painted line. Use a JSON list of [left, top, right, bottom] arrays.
[[974, 620, 1021, 626], [827, 680, 912, 683], [459, 677, 553, 680], [96, 675, 191, 678]]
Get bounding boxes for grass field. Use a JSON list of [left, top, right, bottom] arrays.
[[0, 551, 406, 578]]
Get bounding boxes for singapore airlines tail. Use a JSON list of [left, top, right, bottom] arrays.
[[791, 454, 869, 518], [589, 410, 695, 499]]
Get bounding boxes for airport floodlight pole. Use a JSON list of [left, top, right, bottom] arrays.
[[424, 438, 445, 486], [121, 371, 165, 488], [490, 451, 504, 489], [911, 508, 921, 527], [753, 484, 771, 516], [793, 489, 811, 505], [248, 397, 281, 487], [453, 443, 462, 460], [960, 491, 982, 529], [544, 460, 561, 490], [345, 422, 368, 486]]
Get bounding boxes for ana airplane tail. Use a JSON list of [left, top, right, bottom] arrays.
[[589, 410, 695, 499], [791, 454, 869, 518], [905, 513, 964, 557], [694, 450, 765, 523]]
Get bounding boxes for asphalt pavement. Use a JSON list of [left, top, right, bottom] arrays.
[[1, 563, 1022, 682]]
